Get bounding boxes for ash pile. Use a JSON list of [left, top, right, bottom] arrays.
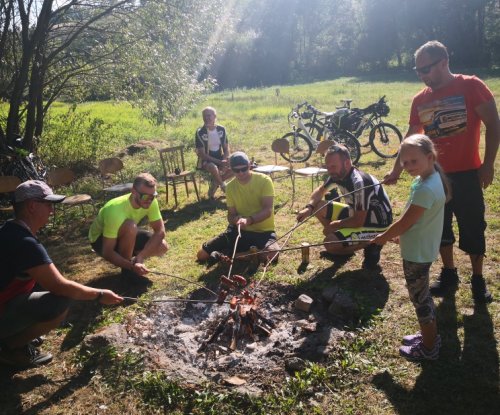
[[123, 281, 349, 389]]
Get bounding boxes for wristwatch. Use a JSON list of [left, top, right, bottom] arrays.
[[305, 203, 315, 211]]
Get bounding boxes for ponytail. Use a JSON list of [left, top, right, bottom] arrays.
[[434, 162, 452, 202]]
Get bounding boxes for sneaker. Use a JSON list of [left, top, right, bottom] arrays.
[[471, 274, 493, 304], [399, 340, 439, 361], [430, 268, 459, 297], [402, 332, 442, 347], [30, 337, 45, 348], [0, 344, 53, 368], [207, 251, 222, 267], [362, 244, 382, 270]]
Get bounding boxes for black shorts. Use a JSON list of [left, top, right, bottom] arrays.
[[442, 169, 486, 255], [202, 225, 277, 256], [91, 229, 152, 257], [0, 291, 70, 339]]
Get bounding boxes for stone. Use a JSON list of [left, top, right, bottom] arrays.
[[321, 285, 340, 303], [327, 290, 359, 322], [285, 356, 306, 373], [295, 294, 313, 313]]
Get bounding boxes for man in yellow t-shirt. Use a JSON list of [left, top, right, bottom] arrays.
[[196, 151, 279, 264], [88, 173, 168, 279]]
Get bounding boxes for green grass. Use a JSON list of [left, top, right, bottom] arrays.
[[1, 74, 499, 414]]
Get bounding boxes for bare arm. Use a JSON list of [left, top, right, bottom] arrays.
[[476, 99, 500, 189], [101, 237, 132, 270], [29, 263, 122, 305], [296, 185, 328, 222], [372, 204, 426, 245], [384, 124, 423, 184]]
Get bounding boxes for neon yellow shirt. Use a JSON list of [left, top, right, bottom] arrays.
[[226, 172, 275, 232], [88, 194, 162, 242]]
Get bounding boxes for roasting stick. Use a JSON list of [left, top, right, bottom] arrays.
[[122, 297, 229, 304], [236, 239, 367, 259], [273, 179, 389, 247], [226, 223, 242, 280], [253, 222, 296, 291], [147, 270, 218, 297]]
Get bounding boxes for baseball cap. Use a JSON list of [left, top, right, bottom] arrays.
[[230, 151, 250, 168], [15, 180, 66, 203]]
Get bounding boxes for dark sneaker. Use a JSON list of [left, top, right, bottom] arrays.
[[30, 337, 44, 348], [362, 244, 382, 270], [402, 332, 442, 348], [471, 274, 493, 304], [207, 251, 222, 267], [399, 340, 439, 361], [430, 268, 459, 297], [0, 344, 53, 368], [319, 250, 353, 263]]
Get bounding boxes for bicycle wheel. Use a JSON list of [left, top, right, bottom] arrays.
[[357, 120, 374, 148], [280, 131, 313, 163], [369, 123, 402, 158], [303, 123, 323, 142], [327, 130, 361, 165]]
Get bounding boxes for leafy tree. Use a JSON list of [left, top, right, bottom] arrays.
[[0, 0, 230, 152]]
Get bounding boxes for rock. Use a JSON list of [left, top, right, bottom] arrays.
[[82, 323, 129, 351], [321, 285, 340, 303], [327, 290, 359, 322], [285, 356, 306, 373], [295, 294, 313, 313], [224, 376, 247, 386]]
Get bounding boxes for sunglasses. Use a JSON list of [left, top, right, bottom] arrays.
[[232, 166, 249, 173], [413, 59, 442, 75], [134, 187, 158, 202]]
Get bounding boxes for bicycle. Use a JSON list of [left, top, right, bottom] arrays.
[[329, 96, 403, 158], [279, 102, 361, 164]]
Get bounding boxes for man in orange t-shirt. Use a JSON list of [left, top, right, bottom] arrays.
[[385, 40, 499, 304]]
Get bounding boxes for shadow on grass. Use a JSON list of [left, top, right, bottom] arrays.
[[60, 272, 151, 351], [372, 293, 499, 415], [161, 197, 226, 232]]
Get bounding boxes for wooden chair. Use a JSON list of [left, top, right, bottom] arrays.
[[158, 145, 199, 208], [293, 140, 332, 191], [47, 167, 96, 223], [253, 138, 295, 202], [0, 176, 21, 221], [98, 157, 133, 197]]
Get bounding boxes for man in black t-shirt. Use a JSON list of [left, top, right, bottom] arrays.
[[296, 144, 392, 269], [0, 180, 123, 368]]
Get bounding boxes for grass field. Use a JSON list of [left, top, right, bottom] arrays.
[[1, 74, 499, 414]]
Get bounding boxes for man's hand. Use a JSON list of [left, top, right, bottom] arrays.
[[296, 207, 312, 223], [383, 169, 400, 185], [323, 221, 340, 236], [99, 290, 124, 305], [131, 260, 149, 276], [236, 216, 252, 228], [478, 163, 495, 189]]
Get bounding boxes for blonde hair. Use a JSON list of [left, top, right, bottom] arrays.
[[202, 106, 217, 117], [400, 134, 451, 201]]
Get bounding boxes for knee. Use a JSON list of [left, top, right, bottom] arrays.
[[197, 248, 209, 261], [159, 240, 169, 256], [119, 220, 138, 238]]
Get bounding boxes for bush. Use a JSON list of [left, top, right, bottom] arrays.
[[40, 105, 122, 170]]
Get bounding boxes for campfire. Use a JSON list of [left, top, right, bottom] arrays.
[[198, 274, 276, 352]]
